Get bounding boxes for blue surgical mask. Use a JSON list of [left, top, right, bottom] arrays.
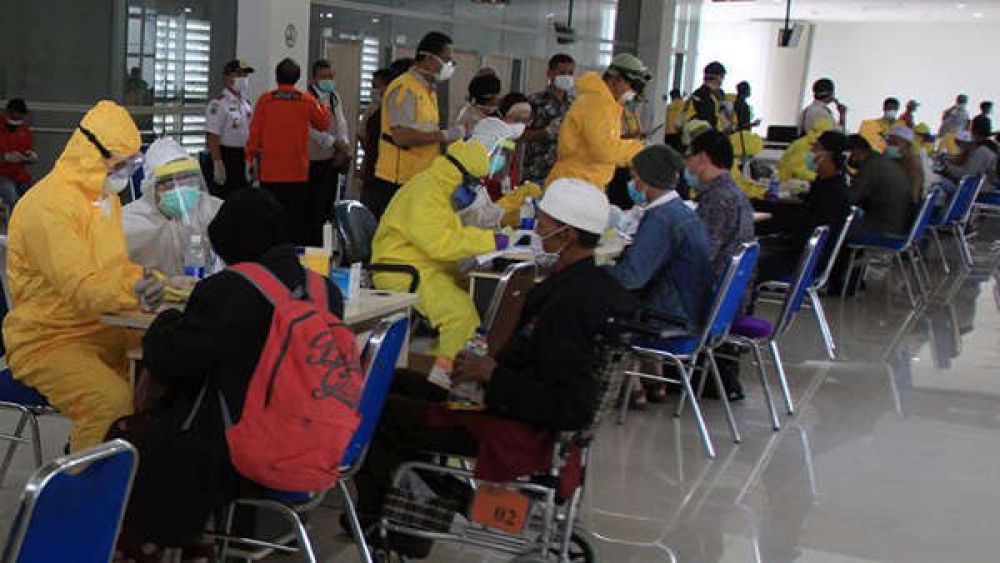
[[317, 79, 335, 93], [488, 153, 507, 176], [627, 180, 647, 204], [885, 146, 904, 160], [684, 168, 699, 189], [805, 152, 818, 172], [158, 185, 201, 219]]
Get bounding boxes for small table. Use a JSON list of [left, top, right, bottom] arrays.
[[102, 289, 419, 380]]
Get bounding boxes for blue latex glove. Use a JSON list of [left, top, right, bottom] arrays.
[[494, 233, 510, 251]]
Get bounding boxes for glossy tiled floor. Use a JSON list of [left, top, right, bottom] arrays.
[[3, 230, 1000, 562]]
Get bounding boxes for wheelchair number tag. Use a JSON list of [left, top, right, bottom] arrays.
[[470, 484, 530, 534]]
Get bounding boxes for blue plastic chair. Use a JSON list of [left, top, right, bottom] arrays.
[[214, 314, 410, 563], [929, 175, 984, 272], [1, 438, 138, 563], [0, 264, 57, 486], [623, 242, 759, 459], [729, 227, 829, 425], [844, 188, 940, 305]]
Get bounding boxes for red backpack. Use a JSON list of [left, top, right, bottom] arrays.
[[224, 263, 363, 492]]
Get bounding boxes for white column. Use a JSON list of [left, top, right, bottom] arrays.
[[237, 0, 311, 93], [636, 0, 673, 133]]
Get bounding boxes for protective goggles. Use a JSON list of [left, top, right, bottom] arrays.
[[79, 125, 143, 178]]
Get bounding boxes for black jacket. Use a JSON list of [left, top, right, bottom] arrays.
[[144, 244, 345, 436], [758, 175, 851, 239], [690, 85, 722, 130], [121, 244, 344, 547], [849, 154, 913, 236], [484, 257, 638, 431]]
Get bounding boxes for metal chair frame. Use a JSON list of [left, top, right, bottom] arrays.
[[757, 207, 859, 360], [618, 242, 761, 459], [843, 189, 940, 306], [1, 439, 138, 563], [376, 336, 633, 562], [929, 175, 984, 272], [209, 314, 410, 563], [730, 226, 830, 424]]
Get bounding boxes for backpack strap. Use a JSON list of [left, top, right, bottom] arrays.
[[306, 270, 330, 312], [229, 263, 294, 307]]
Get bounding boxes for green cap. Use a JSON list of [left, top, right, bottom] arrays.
[[608, 53, 651, 84]]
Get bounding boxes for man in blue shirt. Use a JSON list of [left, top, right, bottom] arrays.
[[607, 144, 713, 332], [607, 145, 714, 406]]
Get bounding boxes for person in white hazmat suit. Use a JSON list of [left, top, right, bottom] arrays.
[[122, 138, 223, 276]]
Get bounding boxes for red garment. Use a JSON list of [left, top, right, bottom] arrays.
[[483, 150, 522, 201], [0, 120, 35, 185], [426, 405, 583, 500], [246, 85, 331, 183]]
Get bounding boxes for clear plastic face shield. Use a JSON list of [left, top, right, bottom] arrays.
[[79, 125, 144, 196], [153, 158, 207, 224]]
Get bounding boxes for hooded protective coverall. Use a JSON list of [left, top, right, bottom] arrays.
[[123, 138, 223, 276], [371, 140, 498, 358], [3, 101, 144, 451], [545, 72, 643, 189], [777, 117, 834, 182]]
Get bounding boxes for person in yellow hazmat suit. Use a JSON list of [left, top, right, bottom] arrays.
[[777, 117, 835, 182], [4, 101, 165, 451], [664, 89, 685, 151], [730, 129, 767, 199], [545, 53, 648, 189], [858, 97, 905, 153], [371, 122, 512, 364]]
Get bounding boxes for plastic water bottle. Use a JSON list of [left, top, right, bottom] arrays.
[[449, 327, 488, 405], [183, 234, 207, 279], [519, 197, 536, 230]]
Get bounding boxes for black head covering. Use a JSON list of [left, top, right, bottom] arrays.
[[468, 74, 502, 105], [208, 189, 289, 265]]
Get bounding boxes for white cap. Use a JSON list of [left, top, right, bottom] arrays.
[[889, 125, 914, 142], [470, 117, 513, 153], [955, 129, 973, 143], [538, 178, 610, 235]]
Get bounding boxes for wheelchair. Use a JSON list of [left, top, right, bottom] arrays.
[[374, 331, 633, 563]]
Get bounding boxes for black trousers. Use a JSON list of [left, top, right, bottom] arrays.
[[353, 371, 477, 517], [262, 182, 311, 246], [307, 158, 340, 247], [211, 146, 249, 200], [362, 177, 401, 220]]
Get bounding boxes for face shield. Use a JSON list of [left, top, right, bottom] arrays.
[[153, 158, 207, 224]]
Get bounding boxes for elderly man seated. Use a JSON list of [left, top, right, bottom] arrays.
[[352, 179, 638, 556]]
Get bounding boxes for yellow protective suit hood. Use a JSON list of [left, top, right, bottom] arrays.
[[3, 100, 143, 452], [545, 72, 643, 189], [777, 117, 833, 182], [445, 138, 491, 179]]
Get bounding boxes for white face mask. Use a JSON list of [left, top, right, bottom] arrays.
[[531, 226, 568, 268], [884, 110, 898, 120], [235, 76, 251, 98], [103, 175, 130, 196], [508, 122, 527, 139], [553, 75, 575, 92], [620, 90, 636, 104], [437, 61, 456, 82]]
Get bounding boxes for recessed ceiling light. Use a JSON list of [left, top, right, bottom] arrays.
[[973, 12, 984, 18], [957, 3, 968, 9]]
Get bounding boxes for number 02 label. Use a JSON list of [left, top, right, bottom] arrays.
[[469, 483, 531, 534]]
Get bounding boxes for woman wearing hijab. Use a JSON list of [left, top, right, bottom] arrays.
[[114, 189, 344, 562]]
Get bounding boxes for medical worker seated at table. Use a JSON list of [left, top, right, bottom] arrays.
[[3, 100, 165, 452], [123, 137, 223, 276], [371, 118, 514, 367]]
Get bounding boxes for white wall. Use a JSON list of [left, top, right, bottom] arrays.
[[237, 0, 310, 94], [696, 21, 813, 131], [807, 23, 1000, 132]]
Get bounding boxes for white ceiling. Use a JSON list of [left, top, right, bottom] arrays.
[[703, 0, 999, 23]]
